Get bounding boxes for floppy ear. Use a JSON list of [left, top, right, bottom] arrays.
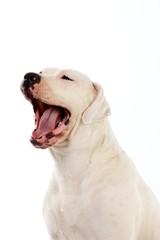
[[82, 82, 111, 124]]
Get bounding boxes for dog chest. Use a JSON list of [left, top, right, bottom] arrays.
[[44, 192, 97, 239]]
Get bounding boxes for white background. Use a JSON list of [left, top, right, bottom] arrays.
[[0, 0, 160, 239]]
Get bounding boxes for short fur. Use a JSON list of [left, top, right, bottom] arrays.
[[22, 68, 160, 240]]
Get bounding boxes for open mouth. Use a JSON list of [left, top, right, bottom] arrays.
[[31, 99, 70, 140], [23, 90, 71, 148], [21, 71, 72, 148]]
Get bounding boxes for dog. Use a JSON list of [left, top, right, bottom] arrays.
[[21, 68, 160, 240]]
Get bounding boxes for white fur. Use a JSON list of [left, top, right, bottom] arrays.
[[37, 68, 160, 240]]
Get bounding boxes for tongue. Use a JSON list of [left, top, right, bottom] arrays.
[[32, 107, 61, 139]]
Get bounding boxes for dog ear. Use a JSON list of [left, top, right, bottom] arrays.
[[82, 82, 111, 124]]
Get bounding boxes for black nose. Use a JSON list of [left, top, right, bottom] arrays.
[[23, 72, 41, 90]]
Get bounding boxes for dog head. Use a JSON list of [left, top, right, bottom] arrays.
[[20, 68, 111, 149]]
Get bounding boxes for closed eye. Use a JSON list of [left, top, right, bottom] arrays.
[[61, 75, 73, 81]]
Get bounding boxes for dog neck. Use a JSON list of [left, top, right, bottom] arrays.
[[49, 118, 122, 194]]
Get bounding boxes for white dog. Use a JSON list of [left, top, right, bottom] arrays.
[[21, 68, 160, 240]]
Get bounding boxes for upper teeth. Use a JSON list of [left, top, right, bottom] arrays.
[[58, 121, 62, 127]]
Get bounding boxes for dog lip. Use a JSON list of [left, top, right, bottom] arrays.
[[20, 83, 34, 105], [30, 139, 43, 146], [46, 132, 54, 139]]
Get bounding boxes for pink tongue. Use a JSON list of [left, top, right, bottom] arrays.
[[32, 107, 60, 139]]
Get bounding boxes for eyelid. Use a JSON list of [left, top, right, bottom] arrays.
[[61, 75, 74, 81]]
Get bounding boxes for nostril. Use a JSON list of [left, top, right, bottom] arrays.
[[23, 72, 41, 89], [24, 72, 41, 82]]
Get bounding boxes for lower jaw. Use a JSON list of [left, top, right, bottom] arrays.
[[30, 136, 57, 149], [30, 129, 68, 149]]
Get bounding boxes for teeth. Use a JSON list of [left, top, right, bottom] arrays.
[[57, 121, 62, 127]]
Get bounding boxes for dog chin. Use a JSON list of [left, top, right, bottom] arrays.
[[30, 128, 70, 149]]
